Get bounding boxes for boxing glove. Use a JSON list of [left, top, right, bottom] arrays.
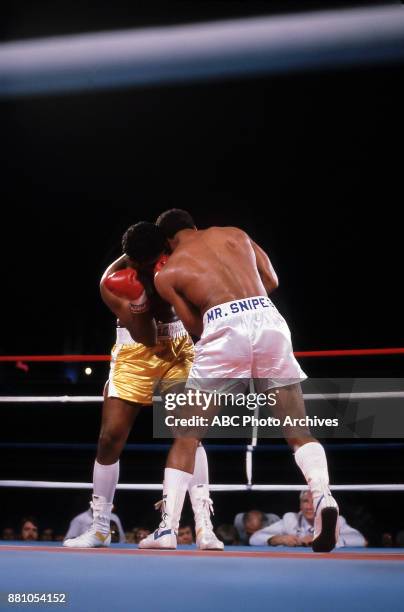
[[104, 268, 149, 313]]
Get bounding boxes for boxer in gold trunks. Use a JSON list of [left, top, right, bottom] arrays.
[[64, 222, 223, 550]]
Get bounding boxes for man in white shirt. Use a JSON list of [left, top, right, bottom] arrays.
[[250, 490, 366, 548]]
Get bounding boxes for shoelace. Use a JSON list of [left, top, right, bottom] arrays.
[[90, 500, 112, 523], [154, 498, 168, 529], [197, 497, 214, 529]]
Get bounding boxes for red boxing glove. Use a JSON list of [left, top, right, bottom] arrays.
[[154, 254, 170, 276], [104, 268, 145, 300], [104, 269, 149, 313]]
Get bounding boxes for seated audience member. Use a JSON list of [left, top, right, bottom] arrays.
[[20, 517, 39, 541], [125, 531, 135, 544], [64, 504, 125, 543], [215, 524, 240, 546], [234, 510, 280, 544], [1, 527, 16, 540], [133, 527, 150, 545], [110, 521, 121, 543], [395, 530, 404, 547], [381, 532, 394, 547], [177, 524, 194, 545], [40, 528, 54, 541], [250, 491, 366, 547], [54, 534, 65, 542]]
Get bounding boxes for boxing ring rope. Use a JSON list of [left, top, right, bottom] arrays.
[[1, 481, 403, 492], [1, 5, 404, 98], [1, 442, 403, 452], [1, 349, 403, 497], [1, 391, 403, 493], [1, 391, 403, 403], [1, 347, 404, 361]]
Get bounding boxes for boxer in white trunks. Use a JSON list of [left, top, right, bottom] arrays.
[[140, 209, 339, 553]]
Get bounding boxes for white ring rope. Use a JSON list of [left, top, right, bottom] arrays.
[[1, 5, 404, 97], [2, 392, 402, 490], [0, 480, 403, 492], [1, 391, 403, 403]]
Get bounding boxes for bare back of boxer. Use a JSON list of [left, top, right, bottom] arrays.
[[154, 225, 278, 337]]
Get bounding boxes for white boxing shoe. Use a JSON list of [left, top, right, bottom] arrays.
[[63, 494, 112, 549], [138, 527, 177, 550], [312, 490, 339, 553], [190, 485, 224, 551], [196, 527, 224, 551], [138, 497, 178, 550], [63, 528, 111, 548]]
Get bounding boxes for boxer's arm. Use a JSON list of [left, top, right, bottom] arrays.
[[155, 272, 203, 337], [250, 240, 279, 294], [100, 261, 157, 346]]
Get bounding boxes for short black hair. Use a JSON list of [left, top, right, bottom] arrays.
[[215, 524, 239, 545], [156, 209, 195, 239], [20, 516, 39, 530], [242, 510, 265, 525], [122, 221, 166, 263]]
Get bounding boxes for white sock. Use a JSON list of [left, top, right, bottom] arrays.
[[294, 442, 330, 499], [188, 445, 209, 489], [162, 468, 192, 531], [164, 467, 193, 493], [93, 459, 119, 504]]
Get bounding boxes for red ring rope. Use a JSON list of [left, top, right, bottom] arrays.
[[0, 348, 404, 362]]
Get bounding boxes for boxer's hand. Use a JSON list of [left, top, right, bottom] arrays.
[[154, 254, 170, 276], [104, 268, 149, 313]]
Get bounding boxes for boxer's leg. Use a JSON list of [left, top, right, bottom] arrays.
[[267, 383, 339, 552]]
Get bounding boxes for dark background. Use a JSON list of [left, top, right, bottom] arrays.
[[1, 1, 403, 543]]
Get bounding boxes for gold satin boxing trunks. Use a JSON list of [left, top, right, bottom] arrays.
[[107, 320, 194, 405]]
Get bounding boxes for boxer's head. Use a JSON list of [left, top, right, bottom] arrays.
[[156, 209, 196, 247], [122, 221, 166, 270]]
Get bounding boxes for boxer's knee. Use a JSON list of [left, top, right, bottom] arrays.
[[97, 426, 127, 463]]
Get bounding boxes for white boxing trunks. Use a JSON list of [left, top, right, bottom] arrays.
[[187, 295, 307, 393]]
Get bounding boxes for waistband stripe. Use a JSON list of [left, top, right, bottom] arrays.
[[116, 320, 187, 345]]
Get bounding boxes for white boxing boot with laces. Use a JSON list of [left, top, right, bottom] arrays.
[[138, 478, 190, 550], [294, 442, 339, 553], [63, 495, 112, 548], [190, 484, 224, 550], [138, 496, 177, 549], [312, 487, 339, 553]]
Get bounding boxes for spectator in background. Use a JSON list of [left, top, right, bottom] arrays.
[[395, 530, 404, 547], [110, 521, 121, 543], [1, 527, 16, 540], [234, 510, 280, 545], [177, 524, 194, 545], [215, 524, 240, 546], [54, 534, 65, 542], [133, 527, 151, 545], [381, 532, 394, 547], [20, 517, 39, 541], [125, 531, 135, 544], [40, 528, 54, 541], [64, 504, 125, 543], [250, 491, 366, 547]]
